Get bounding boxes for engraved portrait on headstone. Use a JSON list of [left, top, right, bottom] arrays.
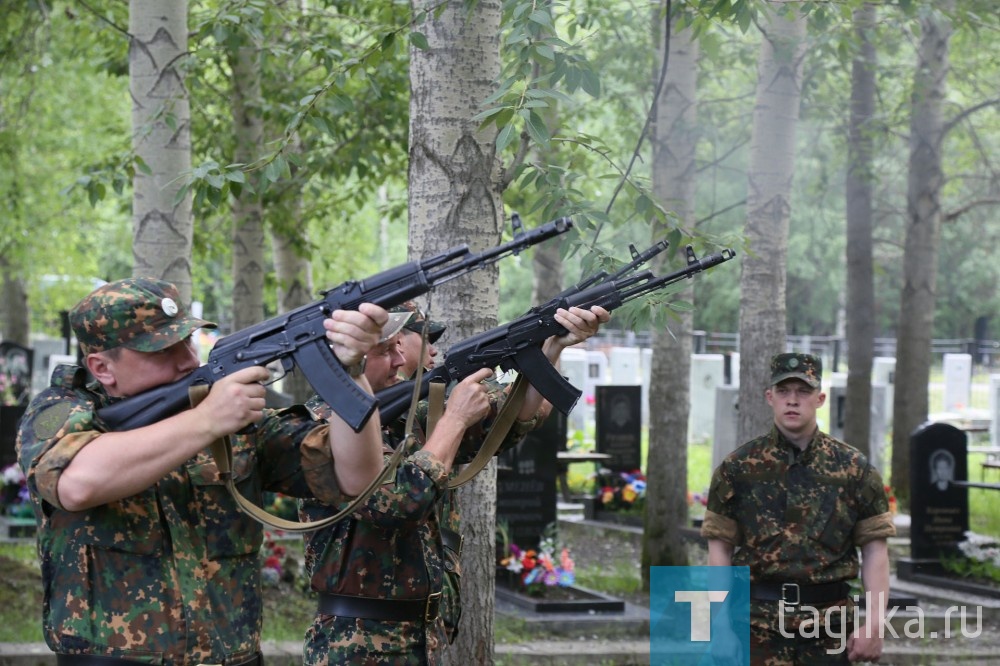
[[929, 449, 955, 491]]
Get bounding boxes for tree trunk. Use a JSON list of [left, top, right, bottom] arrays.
[[0, 265, 30, 345], [642, 4, 697, 589], [844, 3, 877, 459], [129, 0, 193, 302], [408, 1, 504, 664], [271, 197, 314, 402], [229, 39, 266, 332], [891, 2, 954, 506], [737, 3, 806, 443]]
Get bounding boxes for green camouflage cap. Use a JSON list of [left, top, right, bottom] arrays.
[[391, 300, 446, 344], [70, 277, 216, 355], [770, 352, 822, 388]]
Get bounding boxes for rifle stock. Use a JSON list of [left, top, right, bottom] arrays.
[[97, 216, 573, 433]]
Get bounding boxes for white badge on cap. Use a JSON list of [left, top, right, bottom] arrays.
[[161, 298, 179, 317]]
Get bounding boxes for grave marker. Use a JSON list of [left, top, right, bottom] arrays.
[[908, 422, 968, 561], [943, 353, 972, 412], [496, 408, 561, 552], [595, 385, 642, 472]]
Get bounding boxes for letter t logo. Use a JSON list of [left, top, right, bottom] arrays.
[[674, 590, 729, 641]]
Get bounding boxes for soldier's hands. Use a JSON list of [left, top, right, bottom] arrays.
[[443, 367, 494, 429], [199, 366, 269, 436], [551, 305, 610, 349], [324, 303, 388, 367]]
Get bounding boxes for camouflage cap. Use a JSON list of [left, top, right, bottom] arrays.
[[70, 277, 217, 355], [391, 300, 446, 344], [380, 310, 414, 343], [770, 352, 822, 388]]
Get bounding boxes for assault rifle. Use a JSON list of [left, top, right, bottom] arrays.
[[96, 216, 573, 433], [374, 244, 736, 423]]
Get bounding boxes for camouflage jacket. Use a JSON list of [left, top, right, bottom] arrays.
[[16, 365, 336, 666], [300, 378, 537, 664], [701, 426, 895, 584]]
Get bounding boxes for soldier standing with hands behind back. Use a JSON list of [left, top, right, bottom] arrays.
[[701, 352, 895, 664], [17, 277, 390, 666]]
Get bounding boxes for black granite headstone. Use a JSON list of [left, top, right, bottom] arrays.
[[909, 422, 969, 560], [595, 385, 642, 471], [496, 410, 560, 553], [0, 342, 33, 469]]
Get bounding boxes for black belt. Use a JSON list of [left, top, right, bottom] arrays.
[[750, 581, 850, 606], [318, 592, 441, 622], [441, 527, 462, 554], [56, 652, 262, 666]]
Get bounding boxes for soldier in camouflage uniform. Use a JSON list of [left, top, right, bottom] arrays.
[[701, 353, 896, 665], [394, 301, 445, 379], [16, 277, 390, 666], [300, 304, 610, 665]]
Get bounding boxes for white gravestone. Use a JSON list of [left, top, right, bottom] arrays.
[[558, 348, 588, 433], [990, 375, 1000, 449], [943, 353, 972, 413], [641, 348, 652, 427], [872, 357, 895, 425], [689, 354, 724, 443], [609, 347, 641, 385], [712, 385, 740, 471]]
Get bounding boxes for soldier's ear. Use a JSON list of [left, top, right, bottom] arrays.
[[86, 353, 115, 387]]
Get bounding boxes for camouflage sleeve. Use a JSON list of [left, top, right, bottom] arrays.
[[341, 451, 445, 529], [700, 463, 742, 545], [18, 386, 104, 511], [852, 462, 895, 545]]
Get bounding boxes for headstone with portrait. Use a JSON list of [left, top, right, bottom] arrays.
[[908, 422, 969, 562], [0, 342, 34, 468], [595, 385, 642, 472]]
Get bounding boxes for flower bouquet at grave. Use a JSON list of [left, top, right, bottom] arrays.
[[593, 467, 646, 514], [497, 523, 575, 597], [1, 463, 32, 519]]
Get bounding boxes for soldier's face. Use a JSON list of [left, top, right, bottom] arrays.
[[766, 379, 825, 437], [397, 330, 437, 378], [95, 337, 200, 398], [364, 335, 405, 391]]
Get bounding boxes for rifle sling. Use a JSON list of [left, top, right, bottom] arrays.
[[191, 385, 407, 534], [447, 373, 529, 489]]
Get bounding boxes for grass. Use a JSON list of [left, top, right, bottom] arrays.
[[0, 541, 44, 642]]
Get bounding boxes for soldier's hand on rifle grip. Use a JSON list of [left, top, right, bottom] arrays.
[[198, 366, 270, 437], [323, 303, 388, 368]]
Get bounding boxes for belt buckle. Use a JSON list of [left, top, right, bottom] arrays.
[[425, 591, 442, 622], [781, 582, 800, 607]]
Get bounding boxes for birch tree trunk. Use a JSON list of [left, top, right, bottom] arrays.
[[737, 2, 806, 442], [408, 1, 504, 663], [844, 3, 877, 458], [129, 0, 193, 302], [229, 40, 266, 331], [891, 2, 954, 506], [642, 6, 697, 588]]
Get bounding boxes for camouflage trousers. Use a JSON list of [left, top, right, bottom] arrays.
[[746, 606, 852, 666], [303, 614, 445, 665]]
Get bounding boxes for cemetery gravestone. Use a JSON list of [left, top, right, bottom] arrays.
[[989, 375, 1000, 449], [873, 357, 895, 425], [942, 353, 972, 413], [0, 341, 33, 468], [496, 408, 560, 553], [712, 385, 740, 472], [908, 422, 969, 563], [689, 354, 724, 443], [595, 385, 642, 472]]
